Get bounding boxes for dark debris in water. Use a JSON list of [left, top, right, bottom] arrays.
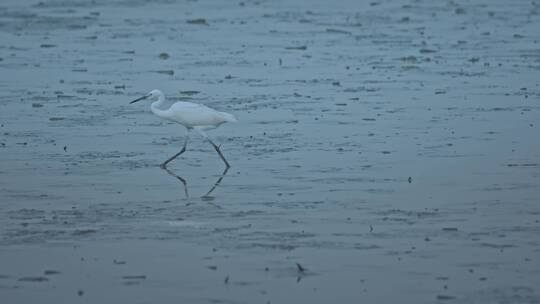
[[419, 48, 437, 54], [507, 163, 538, 167], [18, 276, 48, 282], [442, 227, 458, 232], [180, 90, 200, 96], [8, 208, 46, 220], [437, 294, 456, 300], [72, 229, 97, 236], [43, 270, 61, 275], [122, 275, 146, 280], [155, 70, 174, 75], [187, 18, 208, 25], [285, 45, 307, 51], [325, 28, 351, 35]]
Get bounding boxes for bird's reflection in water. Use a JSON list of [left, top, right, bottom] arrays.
[[163, 168, 189, 197], [162, 167, 229, 199]]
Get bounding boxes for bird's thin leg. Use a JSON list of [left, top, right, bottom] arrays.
[[195, 129, 230, 168], [207, 138, 230, 168], [160, 132, 189, 169]]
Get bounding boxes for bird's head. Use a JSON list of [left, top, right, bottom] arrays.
[[129, 89, 163, 104]]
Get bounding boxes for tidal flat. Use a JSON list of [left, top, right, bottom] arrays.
[[1, 0, 539, 303]]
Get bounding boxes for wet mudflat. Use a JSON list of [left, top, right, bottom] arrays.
[[1, 0, 540, 303]]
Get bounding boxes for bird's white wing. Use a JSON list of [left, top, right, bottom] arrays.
[[168, 102, 231, 127]]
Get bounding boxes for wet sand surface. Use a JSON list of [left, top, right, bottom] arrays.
[[1, 0, 540, 303]]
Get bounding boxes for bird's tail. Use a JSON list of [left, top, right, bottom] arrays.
[[219, 112, 238, 123]]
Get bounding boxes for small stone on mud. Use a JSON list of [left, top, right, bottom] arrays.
[[159, 52, 169, 60]]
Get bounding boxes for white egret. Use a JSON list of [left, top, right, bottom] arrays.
[[129, 89, 237, 169]]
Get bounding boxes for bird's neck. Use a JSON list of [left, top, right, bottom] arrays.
[[150, 95, 170, 118]]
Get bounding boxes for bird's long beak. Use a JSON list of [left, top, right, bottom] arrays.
[[129, 94, 150, 104]]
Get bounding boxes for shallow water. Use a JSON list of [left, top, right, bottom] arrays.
[[1, 0, 539, 303]]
